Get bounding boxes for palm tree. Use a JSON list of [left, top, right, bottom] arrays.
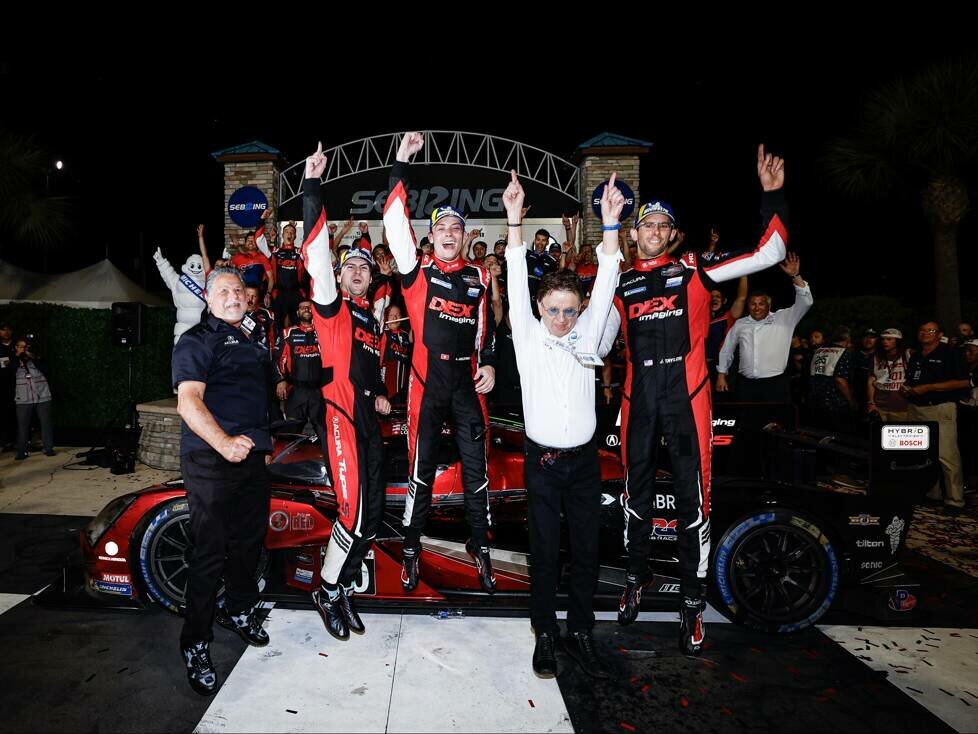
[[821, 57, 978, 331], [0, 129, 75, 271]]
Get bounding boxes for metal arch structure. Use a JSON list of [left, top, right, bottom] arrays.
[[278, 131, 581, 208]]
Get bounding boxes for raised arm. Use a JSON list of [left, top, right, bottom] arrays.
[[729, 276, 749, 320], [301, 142, 338, 306], [196, 225, 212, 275], [502, 170, 537, 338], [700, 145, 788, 285], [579, 173, 625, 344], [153, 247, 179, 290], [382, 132, 424, 276], [776, 252, 813, 326]]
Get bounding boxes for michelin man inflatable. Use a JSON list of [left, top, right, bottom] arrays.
[[153, 247, 206, 343]]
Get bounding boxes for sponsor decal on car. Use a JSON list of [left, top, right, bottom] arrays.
[[658, 583, 680, 593], [885, 516, 905, 554], [294, 568, 314, 583], [856, 539, 884, 549], [849, 514, 880, 526], [100, 573, 131, 584], [92, 580, 133, 596], [860, 561, 884, 570], [269, 511, 289, 532], [292, 513, 314, 531], [98, 556, 128, 563], [881, 425, 929, 450], [888, 589, 917, 612]]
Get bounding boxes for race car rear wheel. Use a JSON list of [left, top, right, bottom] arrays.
[[137, 498, 269, 615], [712, 509, 839, 634]]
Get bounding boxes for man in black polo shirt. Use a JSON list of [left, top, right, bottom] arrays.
[[904, 320, 971, 515], [172, 266, 278, 695]]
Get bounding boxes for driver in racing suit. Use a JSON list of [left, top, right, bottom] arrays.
[[302, 142, 391, 641], [607, 145, 788, 656], [382, 132, 498, 594]]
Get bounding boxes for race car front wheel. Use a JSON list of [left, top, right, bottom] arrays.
[[712, 509, 839, 634], [137, 498, 269, 615]]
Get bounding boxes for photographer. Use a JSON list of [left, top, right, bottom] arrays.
[[10, 336, 55, 460]]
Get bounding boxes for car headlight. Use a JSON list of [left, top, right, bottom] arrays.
[[85, 494, 139, 548]]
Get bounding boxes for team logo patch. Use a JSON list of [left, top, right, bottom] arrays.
[[431, 277, 452, 289], [623, 286, 646, 297], [467, 288, 481, 297], [665, 277, 683, 288], [650, 517, 678, 540]]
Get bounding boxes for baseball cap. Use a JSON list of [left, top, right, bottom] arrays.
[[862, 328, 878, 337], [964, 338, 978, 348], [339, 246, 375, 268], [430, 206, 465, 229], [880, 328, 903, 339], [494, 237, 507, 246], [634, 200, 676, 227]]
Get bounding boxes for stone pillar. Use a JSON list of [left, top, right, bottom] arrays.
[[212, 143, 284, 250], [576, 141, 650, 246]]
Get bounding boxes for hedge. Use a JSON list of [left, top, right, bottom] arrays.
[[0, 302, 176, 430]]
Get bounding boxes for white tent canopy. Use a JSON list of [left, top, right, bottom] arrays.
[[0, 259, 168, 309]]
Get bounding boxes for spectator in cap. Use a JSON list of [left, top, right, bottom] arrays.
[[904, 321, 971, 515], [493, 238, 506, 260], [952, 321, 975, 348], [867, 328, 910, 422]]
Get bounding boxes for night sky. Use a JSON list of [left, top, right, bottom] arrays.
[[2, 45, 975, 313]]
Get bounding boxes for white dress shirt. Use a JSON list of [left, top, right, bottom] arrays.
[[718, 283, 813, 379], [506, 243, 621, 448]]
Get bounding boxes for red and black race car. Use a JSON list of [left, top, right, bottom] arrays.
[[47, 404, 938, 634]]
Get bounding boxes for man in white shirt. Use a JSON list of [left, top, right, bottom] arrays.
[[502, 170, 623, 680], [716, 252, 812, 402]]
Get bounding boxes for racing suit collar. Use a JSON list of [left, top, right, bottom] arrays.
[[344, 294, 371, 310], [433, 256, 467, 274], [633, 253, 677, 271]]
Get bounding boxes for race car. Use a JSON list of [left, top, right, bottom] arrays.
[[44, 403, 939, 634]]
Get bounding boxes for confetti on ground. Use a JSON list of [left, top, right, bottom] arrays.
[[940, 688, 954, 697], [906, 687, 924, 694], [116, 667, 128, 674], [730, 672, 748, 683], [620, 722, 636, 731], [528, 700, 535, 708], [679, 697, 689, 709], [720, 706, 733, 716], [318, 652, 328, 658], [641, 684, 650, 694], [286, 709, 297, 714]]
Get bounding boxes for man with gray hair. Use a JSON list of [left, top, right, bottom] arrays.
[[171, 265, 279, 695]]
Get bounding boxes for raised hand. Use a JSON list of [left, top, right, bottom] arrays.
[[397, 132, 425, 162], [197, 224, 205, 238], [153, 246, 165, 265], [305, 141, 328, 179], [502, 170, 525, 221], [600, 172, 626, 224], [757, 144, 785, 192], [779, 251, 800, 277]]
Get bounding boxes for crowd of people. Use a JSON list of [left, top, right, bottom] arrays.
[[106, 135, 978, 695]]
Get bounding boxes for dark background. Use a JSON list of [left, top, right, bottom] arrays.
[[2, 45, 976, 315]]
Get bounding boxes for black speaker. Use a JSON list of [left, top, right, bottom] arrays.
[[111, 302, 146, 346]]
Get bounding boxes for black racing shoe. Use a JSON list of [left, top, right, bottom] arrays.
[[216, 603, 269, 647], [679, 596, 706, 656], [617, 573, 646, 625], [401, 547, 420, 592], [181, 641, 218, 696], [532, 632, 558, 678], [563, 631, 610, 679], [312, 588, 349, 640], [465, 540, 496, 594], [339, 586, 365, 634]]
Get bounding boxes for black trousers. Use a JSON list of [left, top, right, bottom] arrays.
[[285, 386, 326, 439], [524, 438, 601, 636], [180, 449, 271, 647], [735, 372, 790, 403]]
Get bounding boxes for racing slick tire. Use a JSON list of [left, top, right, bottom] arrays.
[[711, 508, 840, 634], [137, 498, 269, 614]]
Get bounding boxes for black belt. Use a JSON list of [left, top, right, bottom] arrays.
[[526, 437, 591, 465]]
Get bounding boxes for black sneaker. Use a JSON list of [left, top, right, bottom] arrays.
[[679, 596, 706, 656], [563, 631, 609, 679], [401, 547, 420, 592], [338, 586, 365, 634], [618, 573, 645, 625], [312, 587, 349, 640], [181, 641, 218, 696], [215, 603, 269, 647], [532, 632, 558, 678], [465, 540, 496, 594]]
